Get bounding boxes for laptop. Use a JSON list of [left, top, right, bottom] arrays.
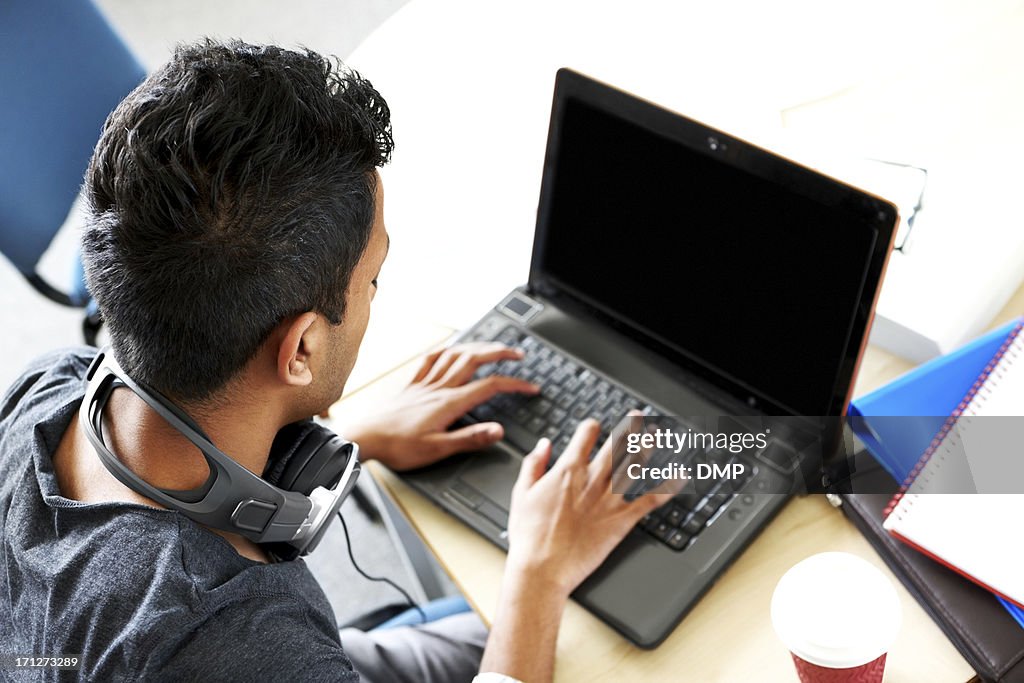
[[399, 68, 898, 648]]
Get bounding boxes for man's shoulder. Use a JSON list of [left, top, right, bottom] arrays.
[[115, 544, 357, 681], [4, 504, 355, 680], [0, 346, 95, 427], [141, 571, 359, 682]]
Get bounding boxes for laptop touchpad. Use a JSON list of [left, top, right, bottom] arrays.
[[456, 449, 519, 510]]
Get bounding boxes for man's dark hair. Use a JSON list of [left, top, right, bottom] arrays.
[[82, 39, 393, 403]]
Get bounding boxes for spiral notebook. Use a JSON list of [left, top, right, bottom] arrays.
[[882, 323, 1024, 609]]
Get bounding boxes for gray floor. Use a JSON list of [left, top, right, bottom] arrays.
[[0, 0, 459, 628]]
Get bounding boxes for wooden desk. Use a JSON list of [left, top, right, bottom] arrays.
[[333, 286, 1024, 682]]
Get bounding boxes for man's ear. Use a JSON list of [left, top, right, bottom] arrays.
[[276, 312, 320, 387]]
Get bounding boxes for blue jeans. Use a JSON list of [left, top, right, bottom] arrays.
[[340, 596, 486, 683], [373, 595, 472, 630]]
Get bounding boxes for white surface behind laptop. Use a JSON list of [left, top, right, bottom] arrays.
[[348, 0, 1024, 361]]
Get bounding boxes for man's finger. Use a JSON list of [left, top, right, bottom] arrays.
[[586, 431, 615, 485], [621, 487, 681, 522], [514, 438, 551, 496], [410, 348, 445, 384], [556, 419, 601, 471], [439, 345, 525, 387], [420, 347, 462, 385], [420, 342, 520, 386], [426, 421, 505, 459], [449, 375, 539, 415], [588, 411, 643, 485], [639, 490, 679, 517]]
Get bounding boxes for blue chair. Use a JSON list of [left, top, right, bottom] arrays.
[[0, 0, 145, 343]]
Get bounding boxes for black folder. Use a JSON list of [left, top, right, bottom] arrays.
[[840, 482, 1024, 682]]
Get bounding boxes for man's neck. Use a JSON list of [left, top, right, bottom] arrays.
[[56, 386, 287, 564], [103, 388, 282, 491]]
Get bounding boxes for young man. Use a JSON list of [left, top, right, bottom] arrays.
[[0, 41, 669, 682]]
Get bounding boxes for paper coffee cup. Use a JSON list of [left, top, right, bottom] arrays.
[[771, 552, 902, 682]]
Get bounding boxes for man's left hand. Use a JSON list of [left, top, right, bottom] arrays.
[[339, 342, 539, 470]]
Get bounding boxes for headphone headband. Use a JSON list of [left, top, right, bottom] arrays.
[[79, 348, 359, 556]]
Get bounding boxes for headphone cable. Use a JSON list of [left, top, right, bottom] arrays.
[[337, 511, 427, 626]]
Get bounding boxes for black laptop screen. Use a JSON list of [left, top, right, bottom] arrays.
[[534, 94, 886, 416]]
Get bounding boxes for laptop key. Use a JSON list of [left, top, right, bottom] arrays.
[[495, 359, 516, 375], [723, 458, 757, 493], [532, 398, 553, 416], [666, 529, 691, 551], [493, 395, 517, 412], [674, 490, 703, 511], [639, 513, 661, 532], [664, 505, 686, 527], [651, 521, 673, 542], [496, 327, 521, 346], [690, 506, 714, 528], [502, 419, 546, 454], [681, 516, 704, 536], [758, 442, 799, 471], [707, 491, 733, 512]]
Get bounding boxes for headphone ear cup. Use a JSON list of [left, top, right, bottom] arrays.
[[264, 421, 353, 496], [262, 421, 318, 488]]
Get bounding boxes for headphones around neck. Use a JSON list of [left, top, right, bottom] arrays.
[[79, 348, 360, 560]]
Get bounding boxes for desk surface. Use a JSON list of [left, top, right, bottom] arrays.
[[333, 284, 1024, 683]]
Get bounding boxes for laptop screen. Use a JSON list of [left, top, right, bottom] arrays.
[[530, 71, 897, 417]]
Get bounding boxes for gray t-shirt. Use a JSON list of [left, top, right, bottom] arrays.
[[0, 349, 360, 682]]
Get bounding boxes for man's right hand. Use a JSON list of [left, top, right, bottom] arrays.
[[505, 418, 674, 599], [479, 419, 676, 683]]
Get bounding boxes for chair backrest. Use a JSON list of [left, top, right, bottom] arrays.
[[0, 0, 145, 275]]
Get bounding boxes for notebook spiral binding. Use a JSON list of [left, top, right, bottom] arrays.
[[882, 320, 1024, 518]]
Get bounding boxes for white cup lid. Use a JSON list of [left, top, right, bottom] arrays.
[[771, 552, 902, 669]]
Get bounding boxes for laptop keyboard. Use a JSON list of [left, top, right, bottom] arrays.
[[469, 325, 651, 461], [465, 324, 757, 553]]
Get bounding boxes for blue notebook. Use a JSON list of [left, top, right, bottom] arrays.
[[849, 317, 1024, 628], [1001, 596, 1024, 629]]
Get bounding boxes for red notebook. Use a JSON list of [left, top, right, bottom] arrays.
[[882, 322, 1024, 609]]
